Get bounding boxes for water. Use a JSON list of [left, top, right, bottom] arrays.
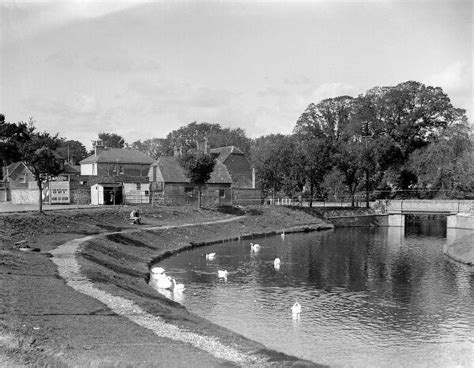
[[152, 219, 474, 367]]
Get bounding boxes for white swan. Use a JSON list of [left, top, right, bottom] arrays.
[[217, 270, 228, 279], [250, 242, 261, 251], [205, 253, 216, 260], [151, 266, 165, 275], [281, 231, 285, 238], [171, 278, 185, 292], [291, 301, 301, 315], [274, 258, 281, 268], [152, 274, 173, 289]]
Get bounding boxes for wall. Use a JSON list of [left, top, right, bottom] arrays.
[[11, 188, 38, 204], [325, 214, 389, 227], [447, 214, 474, 229], [231, 188, 261, 205], [96, 163, 151, 177], [123, 182, 150, 204]]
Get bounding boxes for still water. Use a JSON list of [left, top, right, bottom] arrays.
[[152, 219, 474, 367]]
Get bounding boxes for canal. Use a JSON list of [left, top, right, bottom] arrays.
[[152, 218, 474, 367]]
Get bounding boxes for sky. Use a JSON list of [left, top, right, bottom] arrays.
[[1, 0, 472, 150]]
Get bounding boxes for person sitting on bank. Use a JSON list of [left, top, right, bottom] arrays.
[[130, 209, 141, 225]]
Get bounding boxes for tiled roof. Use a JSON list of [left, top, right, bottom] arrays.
[[80, 148, 155, 165], [153, 156, 232, 184], [210, 146, 244, 163], [153, 156, 189, 183], [208, 162, 232, 184]]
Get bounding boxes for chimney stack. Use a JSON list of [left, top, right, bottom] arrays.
[[93, 140, 105, 156]]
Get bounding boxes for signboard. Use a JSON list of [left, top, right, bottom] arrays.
[[50, 180, 70, 204]]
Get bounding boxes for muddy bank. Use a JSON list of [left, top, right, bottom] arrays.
[[1, 205, 332, 367]]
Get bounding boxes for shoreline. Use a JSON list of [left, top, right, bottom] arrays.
[[1, 205, 332, 367]]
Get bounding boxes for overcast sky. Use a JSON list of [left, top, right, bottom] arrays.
[[1, 1, 472, 149]]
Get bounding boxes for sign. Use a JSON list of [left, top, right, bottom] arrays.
[[50, 180, 70, 204]]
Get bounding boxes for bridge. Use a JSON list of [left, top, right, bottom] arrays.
[[385, 200, 474, 229]]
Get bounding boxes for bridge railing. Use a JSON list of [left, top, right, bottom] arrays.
[[386, 199, 474, 214]]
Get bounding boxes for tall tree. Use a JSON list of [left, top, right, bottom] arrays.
[[56, 139, 88, 165], [179, 151, 215, 208], [17, 119, 63, 213], [294, 97, 354, 206], [0, 114, 30, 170], [250, 134, 297, 201], [98, 132, 125, 148], [166, 122, 252, 156], [130, 138, 167, 160]]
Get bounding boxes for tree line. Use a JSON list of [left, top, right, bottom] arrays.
[[1, 80, 473, 209]]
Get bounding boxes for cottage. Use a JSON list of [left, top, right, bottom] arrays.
[[148, 155, 233, 206], [210, 146, 261, 205], [2, 162, 37, 204]]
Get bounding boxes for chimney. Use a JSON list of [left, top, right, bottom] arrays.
[[93, 140, 105, 156]]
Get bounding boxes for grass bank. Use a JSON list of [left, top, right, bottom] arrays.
[[1, 205, 332, 367]]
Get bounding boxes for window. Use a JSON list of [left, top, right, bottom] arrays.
[[19, 174, 26, 184], [185, 187, 194, 194], [119, 166, 124, 174], [144, 190, 149, 196], [219, 189, 226, 198], [136, 183, 141, 190]]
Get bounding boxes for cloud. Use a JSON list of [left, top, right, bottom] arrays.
[[1, 1, 141, 44], [85, 55, 160, 73], [424, 61, 472, 122], [308, 82, 358, 102]]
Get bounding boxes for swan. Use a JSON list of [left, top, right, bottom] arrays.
[[152, 274, 173, 289], [250, 242, 261, 251], [151, 266, 165, 274], [217, 270, 228, 279], [291, 301, 301, 315], [171, 278, 185, 292], [205, 253, 216, 260], [274, 258, 281, 268], [281, 231, 285, 238]]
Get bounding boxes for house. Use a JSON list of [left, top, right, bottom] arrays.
[[210, 146, 255, 188], [1, 162, 37, 204], [148, 155, 233, 206], [79, 141, 155, 204], [210, 145, 261, 205]]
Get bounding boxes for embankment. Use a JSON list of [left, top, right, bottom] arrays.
[[76, 206, 332, 366]]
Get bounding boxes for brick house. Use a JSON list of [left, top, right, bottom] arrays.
[[1, 162, 37, 204], [79, 141, 155, 204], [210, 146, 261, 205], [148, 155, 233, 206]]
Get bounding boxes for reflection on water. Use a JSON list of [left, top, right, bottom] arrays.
[[152, 219, 474, 367]]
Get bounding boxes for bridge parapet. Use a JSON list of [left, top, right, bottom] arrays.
[[386, 200, 474, 215]]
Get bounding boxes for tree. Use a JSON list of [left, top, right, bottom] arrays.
[[17, 119, 63, 213], [179, 151, 215, 208], [98, 132, 125, 148], [407, 109, 473, 197], [250, 134, 297, 201], [56, 139, 88, 165], [130, 138, 167, 160], [0, 114, 30, 179], [165, 122, 252, 156]]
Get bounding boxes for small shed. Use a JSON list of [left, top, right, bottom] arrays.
[[90, 183, 123, 205]]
